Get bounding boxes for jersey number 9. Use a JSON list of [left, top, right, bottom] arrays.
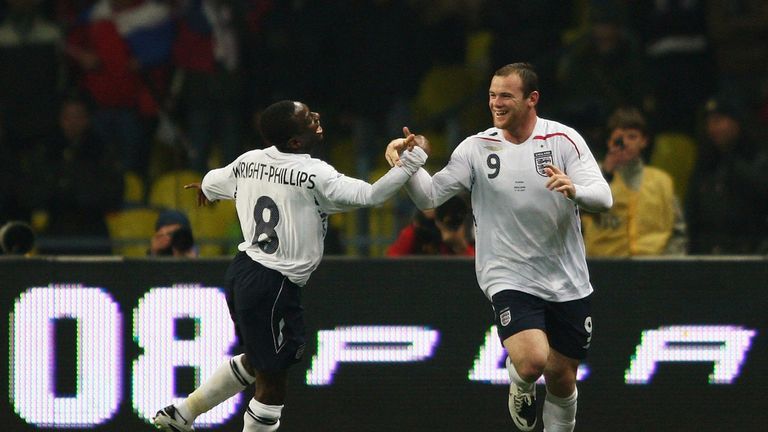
[[487, 153, 500, 179]]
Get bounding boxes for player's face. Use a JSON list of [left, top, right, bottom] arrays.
[[488, 74, 536, 132], [292, 102, 324, 152]]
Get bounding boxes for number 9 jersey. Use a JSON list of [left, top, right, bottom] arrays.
[[202, 145, 427, 286], [405, 118, 611, 302]]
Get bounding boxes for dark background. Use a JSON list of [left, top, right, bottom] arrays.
[[1, 256, 766, 431]]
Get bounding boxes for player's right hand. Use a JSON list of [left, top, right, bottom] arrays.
[[386, 127, 431, 167], [404, 126, 431, 157], [184, 183, 212, 207], [385, 133, 415, 167]]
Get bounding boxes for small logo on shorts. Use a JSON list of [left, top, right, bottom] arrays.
[[295, 343, 306, 360], [582, 316, 593, 349], [500, 308, 512, 327]]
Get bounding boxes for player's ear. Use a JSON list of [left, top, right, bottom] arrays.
[[528, 91, 539, 106]]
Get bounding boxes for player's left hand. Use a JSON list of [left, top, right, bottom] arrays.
[[184, 183, 212, 207], [544, 164, 576, 199]]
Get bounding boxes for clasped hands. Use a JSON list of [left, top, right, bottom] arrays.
[[385, 127, 573, 199], [386, 127, 431, 168]]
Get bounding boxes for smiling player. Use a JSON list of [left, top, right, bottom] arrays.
[[387, 63, 611, 431], [152, 100, 427, 432]]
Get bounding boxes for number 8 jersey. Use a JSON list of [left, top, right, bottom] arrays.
[[202, 145, 427, 286]]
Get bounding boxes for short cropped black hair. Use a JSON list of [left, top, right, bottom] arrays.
[[259, 100, 301, 151]]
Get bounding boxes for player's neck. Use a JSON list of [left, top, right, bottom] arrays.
[[503, 115, 537, 144]]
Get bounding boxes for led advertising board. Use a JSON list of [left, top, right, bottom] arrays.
[[1, 257, 766, 431]]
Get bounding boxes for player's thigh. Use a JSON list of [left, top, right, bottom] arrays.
[[545, 294, 593, 362], [492, 289, 549, 368], [228, 256, 307, 372]]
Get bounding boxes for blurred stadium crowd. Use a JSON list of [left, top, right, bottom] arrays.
[[0, 0, 767, 256]]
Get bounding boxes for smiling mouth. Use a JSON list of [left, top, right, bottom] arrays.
[[493, 110, 509, 117]]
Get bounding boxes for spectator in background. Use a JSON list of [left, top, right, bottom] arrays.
[[0, 0, 66, 223], [555, 4, 646, 142], [172, 0, 246, 173], [640, 0, 714, 134], [149, 209, 191, 256], [66, 0, 175, 177], [0, 220, 35, 255], [33, 96, 124, 252], [387, 195, 474, 256], [170, 225, 198, 257], [685, 95, 768, 254], [581, 107, 686, 256], [0, 0, 65, 149], [482, 0, 573, 112]]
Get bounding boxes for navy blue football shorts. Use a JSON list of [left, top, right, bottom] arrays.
[[224, 252, 306, 371], [491, 289, 593, 360]]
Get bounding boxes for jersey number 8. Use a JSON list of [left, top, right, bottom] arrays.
[[253, 196, 280, 254]]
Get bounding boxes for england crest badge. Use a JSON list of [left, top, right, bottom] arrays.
[[534, 150, 553, 177], [500, 309, 512, 327]]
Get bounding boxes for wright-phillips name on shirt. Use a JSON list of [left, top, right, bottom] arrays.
[[233, 161, 316, 189]]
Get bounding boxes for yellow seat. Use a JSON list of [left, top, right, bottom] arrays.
[[148, 169, 202, 211], [650, 132, 698, 200], [188, 200, 238, 257], [411, 65, 477, 161], [123, 171, 145, 205], [105, 207, 159, 256], [149, 169, 239, 256]]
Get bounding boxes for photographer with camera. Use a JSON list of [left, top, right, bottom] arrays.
[[386, 195, 474, 256], [581, 107, 686, 256]]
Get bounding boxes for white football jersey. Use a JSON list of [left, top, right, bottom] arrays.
[[202, 145, 426, 286], [406, 117, 611, 301]]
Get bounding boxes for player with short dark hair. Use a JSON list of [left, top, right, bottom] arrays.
[[387, 63, 612, 431], [151, 100, 426, 432]]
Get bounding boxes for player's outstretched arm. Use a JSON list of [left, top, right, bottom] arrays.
[[184, 182, 213, 207]]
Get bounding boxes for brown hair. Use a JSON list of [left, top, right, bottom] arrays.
[[607, 107, 647, 135], [493, 63, 539, 97]]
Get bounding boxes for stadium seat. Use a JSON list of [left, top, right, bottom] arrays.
[[411, 64, 477, 162], [148, 170, 239, 256], [187, 200, 238, 257], [649, 132, 698, 200], [148, 169, 202, 211], [105, 207, 159, 256], [123, 171, 145, 206]]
